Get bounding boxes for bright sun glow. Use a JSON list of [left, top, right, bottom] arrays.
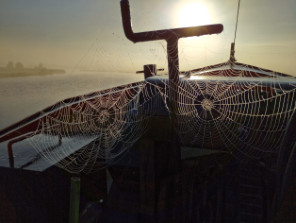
[[178, 2, 211, 27]]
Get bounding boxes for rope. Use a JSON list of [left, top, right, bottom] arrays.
[[234, 0, 241, 44]]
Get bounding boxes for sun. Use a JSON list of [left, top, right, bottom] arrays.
[[178, 2, 211, 27]]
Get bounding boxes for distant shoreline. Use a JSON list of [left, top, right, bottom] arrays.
[[0, 62, 66, 78], [0, 69, 66, 78]]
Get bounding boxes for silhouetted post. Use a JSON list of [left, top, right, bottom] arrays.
[[136, 64, 164, 79], [230, 42, 236, 67], [69, 177, 80, 223], [167, 37, 180, 125], [144, 64, 156, 79]]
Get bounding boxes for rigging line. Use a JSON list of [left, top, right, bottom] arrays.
[[234, 0, 241, 44]]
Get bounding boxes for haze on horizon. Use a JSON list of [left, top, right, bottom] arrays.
[[1, 0, 296, 75]]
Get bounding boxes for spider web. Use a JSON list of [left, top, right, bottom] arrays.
[[27, 81, 167, 173], [21, 27, 296, 174], [170, 62, 296, 169]]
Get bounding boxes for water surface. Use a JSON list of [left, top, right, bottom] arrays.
[[0, 72, 143, 129]]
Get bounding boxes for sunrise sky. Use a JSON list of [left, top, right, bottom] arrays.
[[1, 0, 296, 75]]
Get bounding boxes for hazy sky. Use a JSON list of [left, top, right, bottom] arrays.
[[1, 0, 296, 75]]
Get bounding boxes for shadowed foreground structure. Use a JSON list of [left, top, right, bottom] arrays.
[[1, 62, 296, 222]]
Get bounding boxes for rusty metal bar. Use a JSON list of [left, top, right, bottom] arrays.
[[120, 0, 223, 111], [120, 0, 223, 44]]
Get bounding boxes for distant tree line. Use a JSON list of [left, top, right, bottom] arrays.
[[0, 61, 65, 76], [5, 61, 45, 71]]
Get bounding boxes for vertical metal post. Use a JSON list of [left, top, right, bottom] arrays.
[[167, 38, 180, 83], [167, 37, 181, 173], [8, 142, 14, 168], [167, 37, 180, 119], [230, 42, 236, 65], [144, 64, 156, 79], [69, 177, 80, 223]]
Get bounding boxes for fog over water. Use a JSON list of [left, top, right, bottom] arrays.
[[0, 72, 143, 129]]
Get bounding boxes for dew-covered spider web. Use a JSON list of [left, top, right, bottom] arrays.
[[26, 80, 167, 173], [173, 63, 296, 162], [18, 26, 296, 174], [25, 60, 296, 173]]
